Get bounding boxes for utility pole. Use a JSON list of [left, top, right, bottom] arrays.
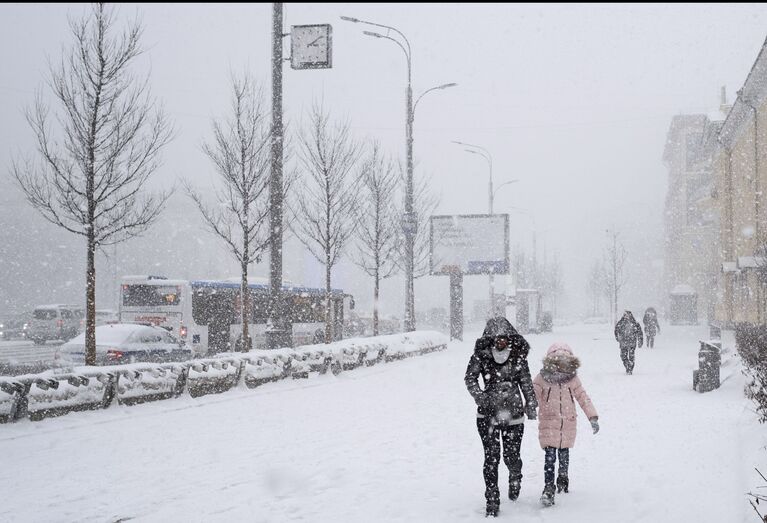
[[267, 2, 291, 349]]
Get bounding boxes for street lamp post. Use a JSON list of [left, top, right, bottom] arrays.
[[342, 16, 456, 332], [453, 140, 518, 316]]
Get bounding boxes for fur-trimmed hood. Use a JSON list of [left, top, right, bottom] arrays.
[[541, 343, 580, 383]]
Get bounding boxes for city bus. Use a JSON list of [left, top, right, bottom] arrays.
[[118, 275, 354, 355]]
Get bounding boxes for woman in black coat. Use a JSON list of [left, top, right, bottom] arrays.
[[465, 317, 538, 517]]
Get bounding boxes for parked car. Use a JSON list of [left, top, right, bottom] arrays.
[[55, 323, 192, 366], [95, 309, 119, 326], [0, 313, 30, 340], [28, 305, 84, 344]]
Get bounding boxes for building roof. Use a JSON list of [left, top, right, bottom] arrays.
[[719, 36, 767, 148]]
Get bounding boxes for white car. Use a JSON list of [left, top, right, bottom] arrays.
[[56, 323, 192, 366], [28, 304, 84, 344]]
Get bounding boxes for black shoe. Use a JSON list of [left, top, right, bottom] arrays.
[[556, 474, 569, 493], [486, 503, 499, 517], [509, 480, 521, 501], [540, 484, 555, 507]]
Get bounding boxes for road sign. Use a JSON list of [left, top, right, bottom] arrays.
[[429, 214, 509, 275], [291, 24, 332, 70]]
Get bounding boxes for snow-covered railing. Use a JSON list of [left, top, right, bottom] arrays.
[[0, 331, 448, 424]]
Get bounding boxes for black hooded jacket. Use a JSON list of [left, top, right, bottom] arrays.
[[643, 308, 660, 337], [464, 317, 537, 421], [615, 312, 643, 348]]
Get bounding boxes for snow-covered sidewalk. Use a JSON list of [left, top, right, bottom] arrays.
[[0, 323, 762, 522]]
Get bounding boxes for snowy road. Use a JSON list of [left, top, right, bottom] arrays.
[[0, 340, 60, 364], [0, 323, 759, 522]]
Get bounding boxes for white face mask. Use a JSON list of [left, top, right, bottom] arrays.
[[492, 348, 511, 364]]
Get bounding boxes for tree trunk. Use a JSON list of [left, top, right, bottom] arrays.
[[325, 260, 332, 344], [85, 232, 96, 366], [241, 258, 250, 352], [373, 267, 380, 337]]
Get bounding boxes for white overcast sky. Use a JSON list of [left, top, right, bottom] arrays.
[[2, 3, 767, 318]]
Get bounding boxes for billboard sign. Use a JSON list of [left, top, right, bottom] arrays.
[[429, 214, 509, 275]]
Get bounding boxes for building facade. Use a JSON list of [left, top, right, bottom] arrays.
[[663, 112, 723, 324], [713, 40, 767, 327]]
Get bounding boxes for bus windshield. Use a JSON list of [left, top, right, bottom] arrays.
[[122, 284, 182, 307]]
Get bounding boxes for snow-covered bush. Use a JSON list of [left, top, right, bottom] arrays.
[[735, 323, 767, 423]]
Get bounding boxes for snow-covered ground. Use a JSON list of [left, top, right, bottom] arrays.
[[0, 340, 59, 364], [0, 322, 763, 522]]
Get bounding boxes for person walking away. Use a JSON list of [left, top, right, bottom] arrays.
[[614, 310, 643, 375], [532, 343, 599, 507], [465, 316, 538, 517], [642, 307, 660, 348]]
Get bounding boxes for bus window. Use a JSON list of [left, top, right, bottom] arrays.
[[123, 284, 181, 307], [290, 295, 326, 323], [251, 292, 269, 323], [191, 287, 234, 326], [232, 289, 269, 324]]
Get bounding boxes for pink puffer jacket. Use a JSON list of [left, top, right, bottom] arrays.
[[532, 343, 598, 449]]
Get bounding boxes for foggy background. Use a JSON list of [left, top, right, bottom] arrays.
[[2, 3, 766, 322]]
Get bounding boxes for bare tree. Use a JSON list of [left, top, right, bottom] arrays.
[[394, 167, 440, 279], [542, 254, 564, 317], [353, 141, 399, 336], [604, 230, 628, 324], [11, 4, 173, 365], [186, 75, 273, 352], [587, 259, 605, 316], [293, 103, 360, 343]]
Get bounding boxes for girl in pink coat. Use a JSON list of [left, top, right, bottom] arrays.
[[532, 343, 599, 507]]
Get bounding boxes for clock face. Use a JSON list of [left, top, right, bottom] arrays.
[[291, 24, 332, 70]]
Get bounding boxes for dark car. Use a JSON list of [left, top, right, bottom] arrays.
[[0, 314, 30, 340]]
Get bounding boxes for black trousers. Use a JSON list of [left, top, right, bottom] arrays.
[[476, 417, 524, 505], [544, 447, 570, 486], [647, 334, 655, 348], [620, 344, 636, 372]]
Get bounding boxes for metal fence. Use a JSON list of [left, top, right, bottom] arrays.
[[0, 333, 447, 424]]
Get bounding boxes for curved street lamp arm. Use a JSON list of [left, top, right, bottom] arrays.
[[493, 179, 519, 199], [464, 147, 492, 169], [342, 16, 411, 61], [413, 83, 457, 113], [453, 140, 492, 159], [362, 31, 410, 76]]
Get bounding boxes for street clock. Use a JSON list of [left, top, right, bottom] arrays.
[[291, 24, 332, 70]]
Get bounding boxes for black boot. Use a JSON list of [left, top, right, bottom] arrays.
[[485, 502, 499, 517], [540, 483, 555, 507], [508, 479, 521, 501], [556, 473, 569, 493]]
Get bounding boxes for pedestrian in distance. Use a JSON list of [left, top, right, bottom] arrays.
[[464, 316, 538, 518], [532, 343, 599, 507], [614, 310, 643, 375], [642, 307, 661, 348]]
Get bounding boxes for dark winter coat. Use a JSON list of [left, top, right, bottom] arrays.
[[643, 309, 660, 337], [615, 312, 643, 348], [464, 317, 538, 424]]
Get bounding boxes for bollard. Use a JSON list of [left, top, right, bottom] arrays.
[[694, 341, 721, 393]]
